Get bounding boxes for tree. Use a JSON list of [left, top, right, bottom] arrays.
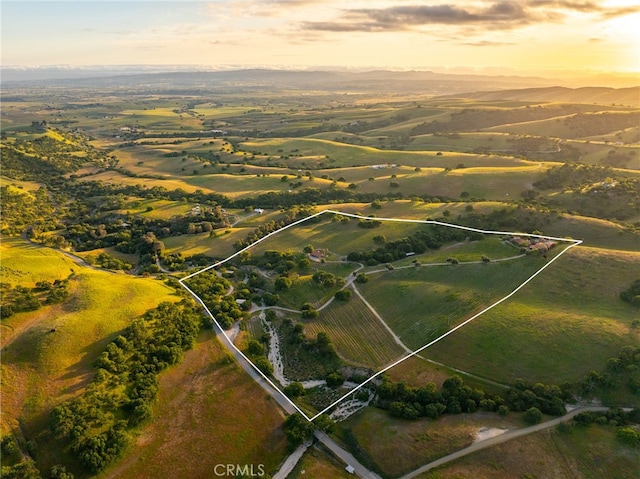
[[284, 382, 305, 398], [283, 413, 315, 450], [620, 279, 640, 307], [373, 235, 386, 244], [50, 465, 74, 479], [275, 276, 292, 291], [355, 273, 369, 284], [616, 427, 640, 446], [524, 407, 543, 424], [334, 289, 352, 301], [253, 357, 273, 376], [326, 371, 344, 388], [298, 257, 311, 270], [314, 414, 335, 433], [247, 340, 264, 356], [301, 304, 318, 319]]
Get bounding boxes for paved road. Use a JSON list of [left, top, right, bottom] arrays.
[[182, 285, 382, 479], [273, 440, 312, 479], [399, 406, 613, 479], [315, 430, 383, 479]]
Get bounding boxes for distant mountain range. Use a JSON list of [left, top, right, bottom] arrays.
[[1, 67, 638, 101]]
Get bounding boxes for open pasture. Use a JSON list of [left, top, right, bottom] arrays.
[[248, 215, 426, 258], [425, 246, 640, 386], [358, 252, 556, 350], [348, 164, 550, 200], [104, 330, 288, 479], [418, 422, 640, 479], [162, 227, 248, 260], [1, 237, 77, 287], [543, 214, 640, 251], [390, 237, 521, 267], [338, 407, 526, 478], [239, 138, 533, 169]]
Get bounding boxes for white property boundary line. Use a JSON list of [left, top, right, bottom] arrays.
[[179, 209, 582, 422]]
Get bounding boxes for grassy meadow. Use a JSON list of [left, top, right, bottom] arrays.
[[105, 330, 288, 479], [0, 239, 179, 472], [357, 252, 558, 350], [424, 246, 640, 388], [336, 407, 527, 478], [418, 423, 640, 479]]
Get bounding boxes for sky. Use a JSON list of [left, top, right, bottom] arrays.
[[1, 0, 639, 77]]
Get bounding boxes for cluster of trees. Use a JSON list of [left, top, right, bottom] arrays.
[[375, 375, 570, 421], [1, 132, 102, 181], [564, 407, 640, 447], [61, 208, 227, 255], [1, 278, 70, 319], [334, 289, 352, 301], [357, 217, 382, 229], [231, 188, 407, 210], [255, 250, 302, 273], [0, 436, 46, 479], [533, 163, 615, 190], [581, 346, 640, 396], [49, 301, 203, 474], [278, 321, 341, 382], [281, 413, 334, 450], [86, 252, 132, 271], [300, 303, 319, 319], [0, 186, 58, 236], [184, 271, 241, 328], [458, 206, 552, 234], [246, 340, 274, 376], [347, 224, 482, 265], [312, 271, 344, 288], [505, 379, 570, 416], [376, 375, 500, 420], [620, 279, 640, 307]]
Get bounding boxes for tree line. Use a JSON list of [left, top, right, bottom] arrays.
[[49, 300, 204, 475]]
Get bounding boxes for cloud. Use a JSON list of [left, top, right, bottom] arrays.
[[302, 3, 534, 32], [300, 1, 640, 33]]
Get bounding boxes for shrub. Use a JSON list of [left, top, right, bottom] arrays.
[[334, 289, 352, 301], [616, 427, 640, 446], [524, 407, 543, 424]]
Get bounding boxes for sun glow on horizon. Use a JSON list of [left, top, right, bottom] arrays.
[[1, 0, 639, 80]]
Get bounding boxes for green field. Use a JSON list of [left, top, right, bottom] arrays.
[[1, 237, 78, 286], [0, 239, 178, 472], [424, 246, 640, 387], [358, 252, 557, 350], [250, 215, 426, 258]]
